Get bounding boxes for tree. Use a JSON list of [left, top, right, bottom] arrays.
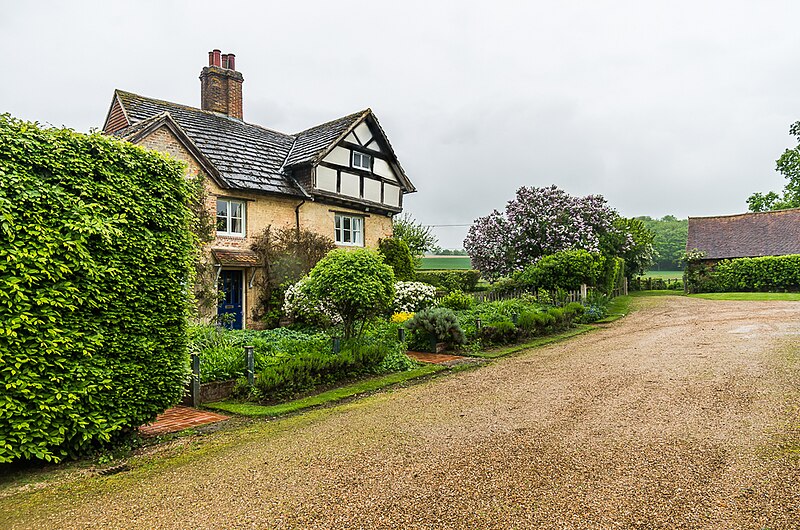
[[377, 237, 415, 281], [393, 212, 438, 258], [637, 216, 688, 270], [304, 249, 395, 339], [463, 185, 619, 279], [747, 121, 800, 211], [605, 217, 656, 277]]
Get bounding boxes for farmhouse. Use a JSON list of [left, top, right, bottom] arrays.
[[102, 50, 415, 329], [686, 209, 800, 264]]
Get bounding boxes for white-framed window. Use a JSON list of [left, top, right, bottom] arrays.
[[334, 213, 364, 246], [352, 151, 371, 171], [216, 198, 246, 237]]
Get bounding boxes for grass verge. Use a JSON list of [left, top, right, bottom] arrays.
[[689, 292, 800, 301], [470, 325, 595, 359], [204, 364, 445, 417]]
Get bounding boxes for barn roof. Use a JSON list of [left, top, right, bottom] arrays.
[[687, 209, 800, 259]]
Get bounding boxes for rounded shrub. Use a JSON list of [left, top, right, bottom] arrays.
[[439, 290, 475, 310]]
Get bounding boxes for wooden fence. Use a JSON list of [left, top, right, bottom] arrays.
[[469, 277, 628, 305]]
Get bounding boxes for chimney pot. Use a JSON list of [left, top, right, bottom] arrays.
[[200, 50, 244, 119]]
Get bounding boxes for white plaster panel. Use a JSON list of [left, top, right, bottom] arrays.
[[345, 132, 360, 145], [363, 178, 381, 202], [384, 184, 401, 207], [373, 158, 397, 181], [367, 141, 382, 153], [323, 146, 351, 167], [354, 122, 373, 145], [340, 171, 361, 198], [316, 166, 337, 192]]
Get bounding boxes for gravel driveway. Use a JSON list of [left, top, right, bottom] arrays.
[[4, 296, 800, 529]]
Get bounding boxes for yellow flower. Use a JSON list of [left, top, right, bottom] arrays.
[[391, 312, 414, 324]]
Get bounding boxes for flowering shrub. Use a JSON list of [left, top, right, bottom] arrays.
[[283, 276, 342, 327], [391, 312, 415, 324], [464, 185, 620, 279], [393, 281, 437, 312]]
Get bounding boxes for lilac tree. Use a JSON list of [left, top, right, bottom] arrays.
[[464, 185, 620, 279]]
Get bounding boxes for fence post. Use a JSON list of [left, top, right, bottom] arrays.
[[580, 284, 587, 303], [191, 353, 200, 408], [244, 345, 255, 386], [624, 277, 629, 296]]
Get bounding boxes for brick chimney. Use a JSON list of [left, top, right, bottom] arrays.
[[200, 49, 244, 119]]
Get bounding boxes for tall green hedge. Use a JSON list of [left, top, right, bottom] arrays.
[[712, 254, 800, 292], [0, 115, 195, 462]]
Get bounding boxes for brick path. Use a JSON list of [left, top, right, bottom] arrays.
[[139, 406, 229, 437]]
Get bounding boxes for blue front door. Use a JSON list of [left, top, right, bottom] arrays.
[[218, 269, 244, 329]]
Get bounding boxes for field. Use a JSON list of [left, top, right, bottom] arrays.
[[418, 255, 472, 270], [639, 270, 683, 280]]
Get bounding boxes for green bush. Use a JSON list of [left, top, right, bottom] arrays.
[[479, 320, 519, 344], [415, 269, 482, 292], [601, 256, 626, 294], [378, 238, 415, 281], [304, 248, 395, 339], [439, 290, 475, 310], [405, 307, 467, 348], [713, 254, 800, 292], [0, 115, 195, 463], [517, 250, 603, 290]]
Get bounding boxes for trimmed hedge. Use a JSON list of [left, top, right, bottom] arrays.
[[713, 254, 800, 292], [517, 250, 603, 290], [0, 115, 195, 462], [415, 269, 481, 292]]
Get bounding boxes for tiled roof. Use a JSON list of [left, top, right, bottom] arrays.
[[211, 248, 260, 267], [114, 90, 302, 197], [284, 109, 369, 167], [687, 209, 800, 259]]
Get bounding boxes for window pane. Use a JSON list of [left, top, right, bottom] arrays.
[[217, 216, 228, 232], [231, 218, 241, 234], [230, 201, 242, 218], [335, 215, 341, 230], [362, 154, 370, 169], [217, 200, 228, 216], [343, 217, 351, 231], [344, 229, 351, 243]]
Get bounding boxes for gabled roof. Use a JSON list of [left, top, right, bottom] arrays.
[[687, 209, 800, 259], [106, 90, 415, 199], [284, 109, 369, 167], [113, 90, 302, 196]]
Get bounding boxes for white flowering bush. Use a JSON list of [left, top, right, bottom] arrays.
[[393, 281, 437, 313], [283, 276, 342, 327]]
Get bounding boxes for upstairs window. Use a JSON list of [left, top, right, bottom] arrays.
[[334, 213, 363, 246], [216, 198, 246, 237], [352, 151, 372, 171]]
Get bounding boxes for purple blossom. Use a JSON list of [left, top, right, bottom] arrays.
[[464, 185, 619, 279]]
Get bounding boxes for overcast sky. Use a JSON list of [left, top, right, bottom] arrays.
[[3, 1, 800, 248]]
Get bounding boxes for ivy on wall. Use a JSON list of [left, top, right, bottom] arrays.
[[0, 115, 196, 462]]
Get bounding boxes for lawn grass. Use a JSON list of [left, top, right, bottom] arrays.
[[470, 325, 595, 359], [690, 292, 800, 301], [204, 364, 445, 417], [418, 256, 472, 270], [639, 270, 684, 280]]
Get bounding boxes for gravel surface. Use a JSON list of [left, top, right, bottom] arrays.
[[4, 296, 800, 529]]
